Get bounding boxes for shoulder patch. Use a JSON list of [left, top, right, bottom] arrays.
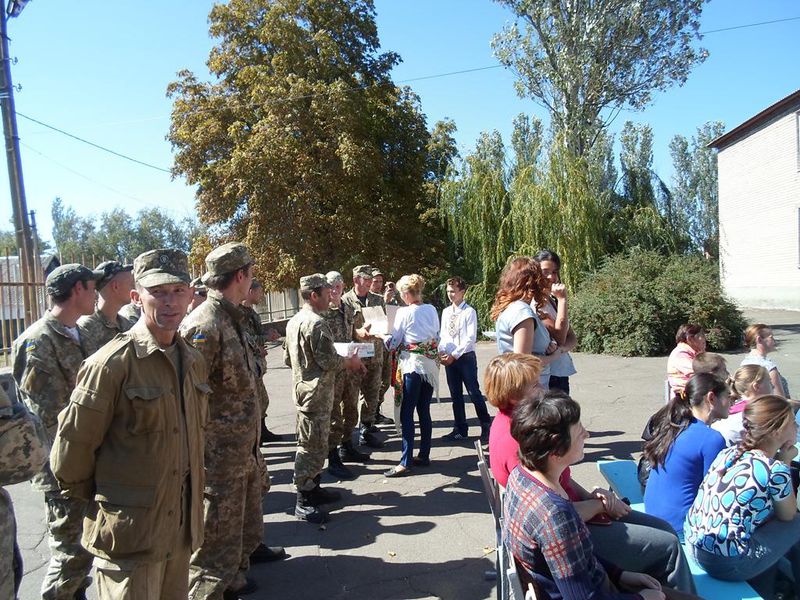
[[192, 333, 207, 343]]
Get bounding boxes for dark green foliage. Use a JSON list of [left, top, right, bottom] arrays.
[[571, 250, 745, 356]]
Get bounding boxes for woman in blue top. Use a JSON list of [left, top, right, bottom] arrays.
[[685, 395, 800, 598], [490, 257, 561, 388], [643, 373, 730, 534]]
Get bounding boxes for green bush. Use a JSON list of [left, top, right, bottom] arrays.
[[571, 250, 746, 356]]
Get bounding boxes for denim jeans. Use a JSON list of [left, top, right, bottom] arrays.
[[444, 351, 491, 435], [399, 372, 433, 467], [687, 514, 800, 597]]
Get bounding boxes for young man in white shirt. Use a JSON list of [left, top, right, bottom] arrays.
[[439, 276, 492, 443]]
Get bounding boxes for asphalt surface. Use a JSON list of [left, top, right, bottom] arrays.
[[7, 309, 798, 600]]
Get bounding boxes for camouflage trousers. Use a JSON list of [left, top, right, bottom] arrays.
[[328, 368, 360, 451], [378, 347, 393, 412], [95, 491, 192, 600], [294, 386, 334, 491], [357, 349, 384, 427], [1, 489, 20, 600], [256, 375, 271, 418], [189, 456, 264, 600], [41, 491, 92, 599]]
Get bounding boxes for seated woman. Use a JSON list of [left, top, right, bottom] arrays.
[[490, 371, 696, 594], [685, 395, 800, 598], [711, 365, 771, 447], [691, 352, 729, 380], [666, 324, 707, 396], [741, 323, 791, 398], [504, 390, 699, 599], [644, 373, 729, 534]]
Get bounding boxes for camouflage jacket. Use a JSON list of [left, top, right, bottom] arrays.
[[283, 306, 343, 413], [51, 319, 209, 560], [241, 304, 267, 377], [11, 311, 88, 491], [180, 289, 261, 481], [320, 302, 358, 344], [118, 302, 141, 326], [78, 307, 132, 357], [0, 386, 49, 488], [341, 289, 384, 358]]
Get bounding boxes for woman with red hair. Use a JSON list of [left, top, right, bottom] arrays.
[[491, 257, 561, 387]]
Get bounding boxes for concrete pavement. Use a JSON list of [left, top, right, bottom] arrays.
[[7, 309, 798, 599]]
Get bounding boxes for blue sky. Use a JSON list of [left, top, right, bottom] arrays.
[[0, 0, 798, 246]]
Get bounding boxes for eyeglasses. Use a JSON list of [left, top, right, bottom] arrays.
[[195, 290, 207, 298]]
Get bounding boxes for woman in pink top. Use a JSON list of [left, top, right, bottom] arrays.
[[666, 324, 706, 396]]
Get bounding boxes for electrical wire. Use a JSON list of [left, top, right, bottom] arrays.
[[15, 112, 171, 173], [700, 15, 800, 35]]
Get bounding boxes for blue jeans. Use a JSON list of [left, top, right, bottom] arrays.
[[400, 372, 433, 467], [444, 351, 491, 435], [687, 514, 800, 597]]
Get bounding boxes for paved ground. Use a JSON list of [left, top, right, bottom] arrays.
[[7, 309, 798, 599]]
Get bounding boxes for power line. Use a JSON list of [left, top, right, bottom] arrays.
[[20, 141, 168, 206], [15, 112, 172, 173], [700, 15, 800, 35]]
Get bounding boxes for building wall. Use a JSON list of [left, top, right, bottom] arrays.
[[718, 107, 800, 310]]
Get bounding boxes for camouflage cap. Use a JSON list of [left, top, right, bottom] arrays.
[[190, 276, 206, 291], [300, 273, 332, 292], [94, 260, 133, 291], [46, 264, 101, 297], [133, 249, 190, 287], [325, 270, 343, 285], [352, 264, 373, 279], [203, 242, 252, 281], [371, 267, 385, 278]]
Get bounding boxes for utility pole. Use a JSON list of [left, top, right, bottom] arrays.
[[0, 0, 36, 326]]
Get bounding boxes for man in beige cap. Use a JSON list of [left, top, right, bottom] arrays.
[[78, 260, 135, 356], [181, 242, 283, 599], [187, 276, 207, 314], [341, 265, 387, 447], [51, 249, 207, 599], [285, 273, 364, 523], [369, 267, 395, 427], [12, 263, 100, 599]]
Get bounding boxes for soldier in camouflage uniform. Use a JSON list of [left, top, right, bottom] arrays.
[[77, 260, 134, 356], [341, 265, 387, 448], [370, 268, 395, 426], [188, 276, 207, 314], [320, 272, 372, 480], [1, 385, 49, 600], [181, 243, 283, 600], [241, 278, 280, 444], [284, 274, 364, 523], [12, 264, 100, 600], [50, 249, 208, 600]]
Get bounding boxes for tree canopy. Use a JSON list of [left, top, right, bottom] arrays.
[[50, 198, 200, 265], [168, 0, 449, 288], [492, 0, 708, 156]]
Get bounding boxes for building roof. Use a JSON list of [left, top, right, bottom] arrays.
[[709, 89, 800, 150]]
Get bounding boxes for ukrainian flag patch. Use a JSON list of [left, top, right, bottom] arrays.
[[192, 333, 207, 344]]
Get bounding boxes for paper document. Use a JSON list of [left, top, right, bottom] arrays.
[[333, 342, 375, 358], [361, 305, 398, 336]]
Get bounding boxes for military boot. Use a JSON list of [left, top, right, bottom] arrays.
[[359, 424, 384, 448], [338, 441, 371, 463], [308, 485, 342, 506], [327, 449, 354, 479], [295, 491, 327, 523]]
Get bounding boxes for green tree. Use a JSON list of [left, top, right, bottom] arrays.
[[492, 0, 707, 157], [669, 121, 725, 256], [167, 0, 443, 289], [51, 198, 199, 264]]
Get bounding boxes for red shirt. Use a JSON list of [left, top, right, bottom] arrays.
[[489, 408, 577, 499]]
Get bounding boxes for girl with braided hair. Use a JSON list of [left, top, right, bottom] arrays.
[[643, 373, 731, 534], [685, 395, 800, 598]]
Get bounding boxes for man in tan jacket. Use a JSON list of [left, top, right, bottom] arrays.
[[51, 249, 209, 599]]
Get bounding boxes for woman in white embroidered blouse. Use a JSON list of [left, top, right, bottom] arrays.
[[384, 274, 440, 477]]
